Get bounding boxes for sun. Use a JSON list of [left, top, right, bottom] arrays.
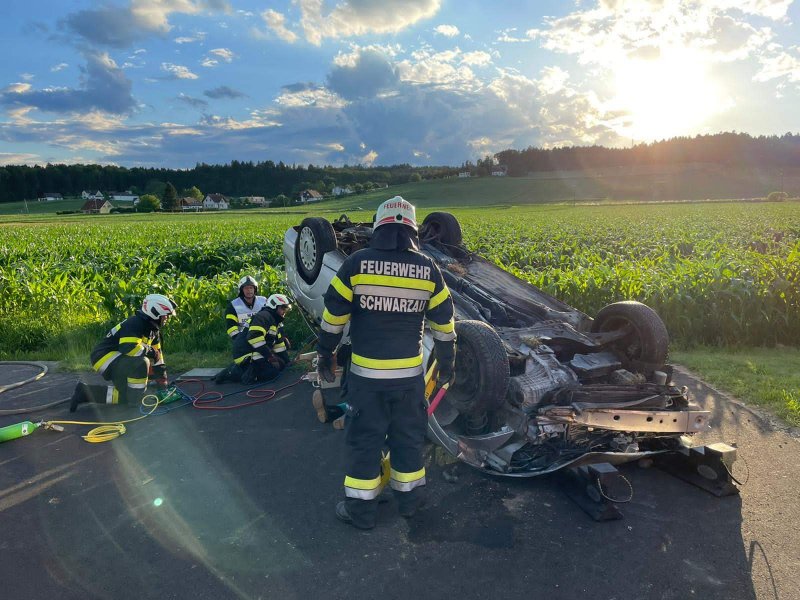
[[608, 50, 728, 142]]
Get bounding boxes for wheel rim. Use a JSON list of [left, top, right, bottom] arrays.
[[298, 227, 317, 271]]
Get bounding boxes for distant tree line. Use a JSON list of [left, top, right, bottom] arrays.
[[0, 160, 457, 203], [2, 132, 799, 203], [494, 132, 800, 176]]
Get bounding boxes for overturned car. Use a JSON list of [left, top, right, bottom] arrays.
[[283, 212, 717, 479]]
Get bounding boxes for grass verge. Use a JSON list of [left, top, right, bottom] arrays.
[[672, 346, 800, 427]]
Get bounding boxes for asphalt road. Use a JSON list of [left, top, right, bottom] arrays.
[[1, 362, 798, 600]]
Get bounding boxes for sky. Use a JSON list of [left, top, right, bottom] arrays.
[[0, 0, 798, 168]]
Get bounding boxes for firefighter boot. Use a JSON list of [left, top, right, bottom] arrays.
[[69, 382, 89, 413], [214, 364, 235, 384], [69, 382, 116, 411], [335, 501, 375, 530]]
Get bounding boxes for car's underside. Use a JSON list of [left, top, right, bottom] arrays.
[[283, 212, 714, 478]]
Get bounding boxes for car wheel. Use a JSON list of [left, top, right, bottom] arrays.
[[420, 212, 463, 247], [591, 301, 669, 368], [295, 217, 337, 284], [445, 320, 509, 414]]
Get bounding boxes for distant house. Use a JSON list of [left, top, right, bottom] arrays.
[[180, 197, 203, 212], [81, 199, 113, 214], [491, 165, 508, 177], [39, 192, 63, 201], [81, 190, 104, 200], [458, 172, 471, 178], [299, 189, 323, 203], [110, 191, 139, 202], [203, 193, 229, 210], [242, 196, 269, 206], [331, 186, 353, 196]]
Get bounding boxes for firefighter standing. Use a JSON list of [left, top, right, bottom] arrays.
[[69, 294, 177, 412], [214, 294, 292, 384], [317, 196, 456, 530], [225, 275, 267, 341]]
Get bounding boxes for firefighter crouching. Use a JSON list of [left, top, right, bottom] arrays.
[[225, 275, 267, 342], [316, 196, 456, 530], [69, 294, 177, 412], [214, 294, 292, 384]]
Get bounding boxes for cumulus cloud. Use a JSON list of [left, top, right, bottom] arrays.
[[201, 58, 219, 67], [265, 0, 441, 46], [0, 52, 135, 115], [204, 85, 246, 99], [209, 48, 236, 62], [754, 46, 800, 84], [61, 0, 230, 48], [461, 51, 492, 66], [51, 63, 69, 72], [396, 47, 478, 88], [161, 63, 199, 79], [434, 24, 459, 37], [261, 8, 298, 43], [327, 49, 399, 100]]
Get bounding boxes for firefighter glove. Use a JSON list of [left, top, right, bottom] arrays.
[[317, 353, 337, 383], [434, 339, 456, 386]]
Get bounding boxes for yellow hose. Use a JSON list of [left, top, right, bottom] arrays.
[[44, 391, 172, 443]]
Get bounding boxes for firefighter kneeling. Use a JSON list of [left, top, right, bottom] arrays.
[[70, 294, 177, 412], [214, 294, 292, 384], [317, 196, 456, 530]]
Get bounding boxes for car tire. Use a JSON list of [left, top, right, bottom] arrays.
[[295, 217, 337, 284], [591, 301, 669, 368], [445, 320, 509, 414], [420, 212, 463, 247]]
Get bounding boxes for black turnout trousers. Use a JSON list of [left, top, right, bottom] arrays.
[[343, 375, 427, 528]]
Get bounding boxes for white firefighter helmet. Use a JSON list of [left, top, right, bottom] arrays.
[[142, 294, 177, 320], [266, 293, 292, 311], [238, 275, 258, 294], [374, 196, 417, 231]]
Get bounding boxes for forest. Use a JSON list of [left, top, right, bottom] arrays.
[[1, 131, 798, 203]]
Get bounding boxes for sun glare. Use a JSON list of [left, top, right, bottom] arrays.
[[610, 51, 727, 142]]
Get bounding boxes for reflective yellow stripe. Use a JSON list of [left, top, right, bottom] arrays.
[[351, 353, 423, 369], [390, 467, 425, 483], [322, 308, 350, 325], [429, 319, 455, 333], [350, 274, 435, 293], [428, 287, 451, 310], [273, 343, 286, 351], [119, 336, 141, 344], [344, 475, 382, 490], [250, 336, 266, 345], [268, 326, 278, 334], [126, 343, 145, 357], [250, 325, 266, 334], [227, 325, 239, 335], [127, 376, 148, 389], [234, 353, 253, 364], [331, 275, 353, 302], [226, 314, 239, 322], [93, 351, 120, 373]]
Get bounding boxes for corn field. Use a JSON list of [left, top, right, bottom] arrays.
[[1, 203, 799, 362]]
